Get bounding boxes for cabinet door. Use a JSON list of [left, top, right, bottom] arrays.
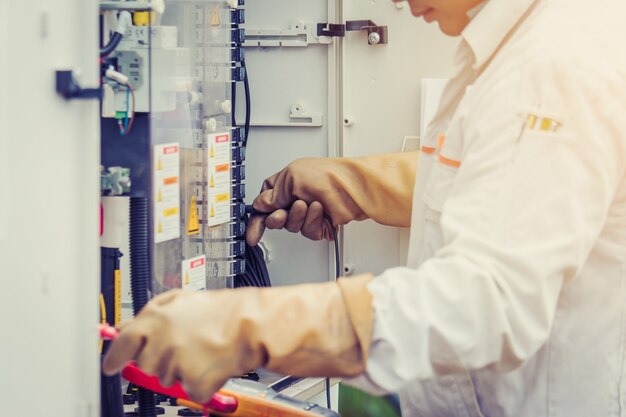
[[0, 0, 100, 414], [341, 0, 457, 275], [242, 0, 341, 286], [241, 1, 456, 283]]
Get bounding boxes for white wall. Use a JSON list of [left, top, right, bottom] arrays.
[[0, 1, 101, 415]]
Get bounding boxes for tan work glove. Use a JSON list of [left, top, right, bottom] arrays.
[[247, 152, 418, 246], [102, 274, 374, 403]]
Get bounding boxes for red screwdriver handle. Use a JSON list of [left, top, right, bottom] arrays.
[[99, 324, 238, 414]]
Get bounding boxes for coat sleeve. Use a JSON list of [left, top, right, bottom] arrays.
[[347, 58, 626, 394]]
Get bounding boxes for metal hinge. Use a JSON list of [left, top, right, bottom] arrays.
[[316, 20, 388, 45]]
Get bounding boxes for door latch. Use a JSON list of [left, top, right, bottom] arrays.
[[317, 20, 388, 45], [55, 70, 102, 100]]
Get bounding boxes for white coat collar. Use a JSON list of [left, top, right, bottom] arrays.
[[461, 0, 536, 69]]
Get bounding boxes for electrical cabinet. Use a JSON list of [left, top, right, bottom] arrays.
[[2, 0, 457, 415], [101, 2, 245, 299]]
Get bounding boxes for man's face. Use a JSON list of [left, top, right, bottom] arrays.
[[393, 0, 486, 36]]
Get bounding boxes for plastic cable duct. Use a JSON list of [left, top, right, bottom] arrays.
[[129, 197, 157, 417]]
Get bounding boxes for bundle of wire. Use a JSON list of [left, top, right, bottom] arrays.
[[235, 238, 271, 288], [326, 215, 339, 411]]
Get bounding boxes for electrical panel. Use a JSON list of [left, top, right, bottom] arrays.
[[100, 1, 248, 297]]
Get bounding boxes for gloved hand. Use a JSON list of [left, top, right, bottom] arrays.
[[102, 274, 374, 403], [246, 152, 418, 246]]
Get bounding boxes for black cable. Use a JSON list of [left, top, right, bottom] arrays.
[[231, 75, 237, 127], [325, 377, 332, 411], [256, 245, 271, 287], [241, 207, 337, 408], [101, 32, 123, 57], [242, 58, 251, 147], [326, 214, 340, 279], [324, 213, 339, 411], [249, 244, 268, 287], [235, 232, 272, 289], [231, 10, 240, 128]]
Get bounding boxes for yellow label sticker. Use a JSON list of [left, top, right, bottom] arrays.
[[157, 219, 163, 234], [210, 174, 215, 188], [540, 118, 553, 131], [99, 293, 107, 323], [185, 273, 190, 285], [114, 269, 121, 326], [134, 11, 155, 26], [210, 145, 215, 158], [210, 203, 215, 218], [216, 193, 230, 203], [526, 114, 562, 133], [187, 196, 200, 235], [157, 157, 162, 171], [157, 187, 163, 202], [163, 207, 179, 217]]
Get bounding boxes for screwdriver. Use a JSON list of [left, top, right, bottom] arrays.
[[99, 324, 340, 417]]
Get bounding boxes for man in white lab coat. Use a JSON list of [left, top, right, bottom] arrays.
[[104, 0, 626, 415]]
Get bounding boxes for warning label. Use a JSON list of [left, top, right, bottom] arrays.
[[210, 4, 220, 27], [154, 143, 181, 243], [182, 256, 206, 291], [187, 195, 200, 235], [206, 133, 231, 226]]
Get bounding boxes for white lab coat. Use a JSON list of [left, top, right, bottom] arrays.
[[348, 0, 626, 415]]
